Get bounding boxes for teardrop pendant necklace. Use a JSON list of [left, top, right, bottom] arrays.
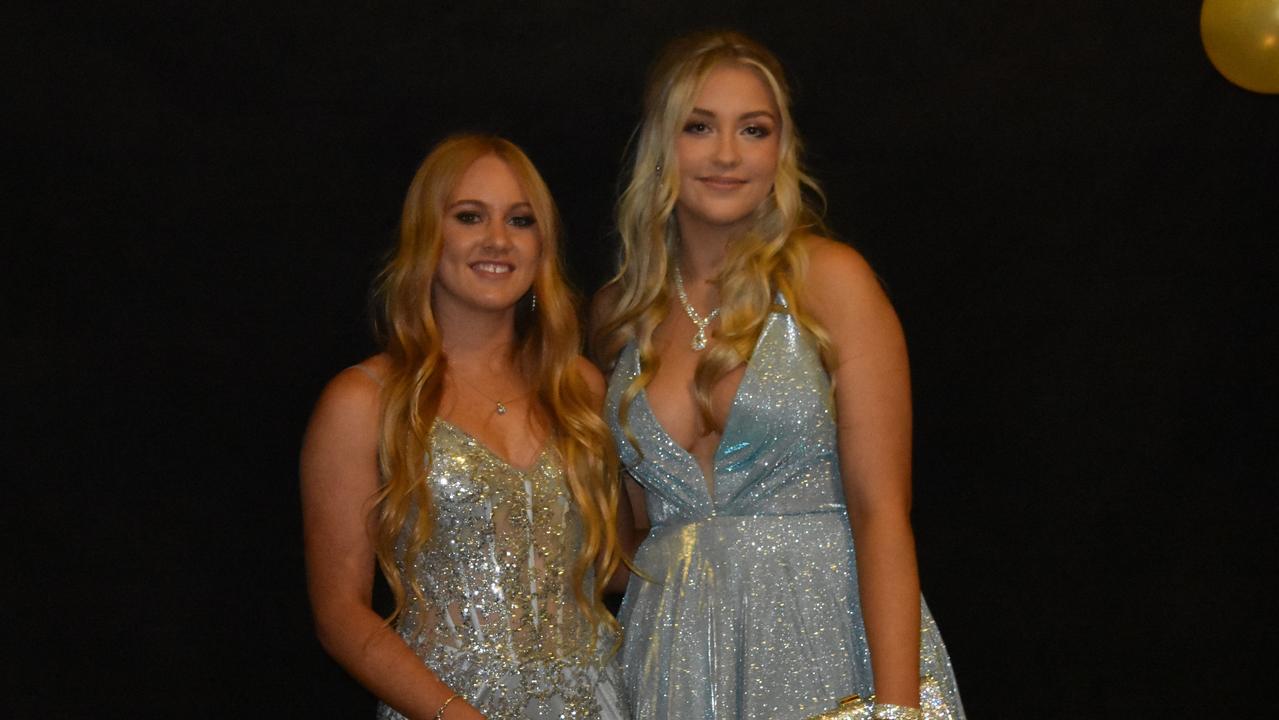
[[673, 266, 720, 351], [451, 372, 530, 416]]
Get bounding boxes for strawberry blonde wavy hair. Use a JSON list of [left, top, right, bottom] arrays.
[[592, 30, 833, 447], [374, 134, 620, 637]]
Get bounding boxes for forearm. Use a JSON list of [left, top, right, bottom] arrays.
[[850, 513, 922, 707], [603, 525, 650, 594], [301, 368, 478, 717], [315, 601, 484, 720], [603, 559, 632, 595], [606, 472, 650, 594]]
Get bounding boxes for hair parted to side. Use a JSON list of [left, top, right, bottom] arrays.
[[374, 134, 621, 641], [591, 30, 834, 449]]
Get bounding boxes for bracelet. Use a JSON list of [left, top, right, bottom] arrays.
[[871, 704, 922, 720], [434, 693, 461, 720]]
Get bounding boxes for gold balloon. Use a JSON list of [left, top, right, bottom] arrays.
[[1201, 0, 1279, 93]]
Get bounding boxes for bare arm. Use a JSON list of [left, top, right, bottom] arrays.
[[574, 356, 649, 594], [585, 288, 652, 593], [605, 469, 651, 594], [300, 365, 484, 720], [803, 238, 921, 708]]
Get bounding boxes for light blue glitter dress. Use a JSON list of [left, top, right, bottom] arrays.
[[605, 306, 964, 720]]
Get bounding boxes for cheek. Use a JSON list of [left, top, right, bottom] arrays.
[[674, 138, 698, 172], [519, 232, 543, 263], [433, 243, 459, 276], [438, 227, 472, 259], [755, 140, 781, 174]]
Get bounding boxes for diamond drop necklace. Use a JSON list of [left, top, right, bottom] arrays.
[[673, 266, 720, 351]]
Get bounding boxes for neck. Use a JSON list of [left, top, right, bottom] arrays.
[[673, 213, 748, 283], [673, 229, 738, 318], [436, 308, 520, 372]]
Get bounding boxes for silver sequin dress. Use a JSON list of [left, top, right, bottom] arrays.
[[604, 307, 965, 720], [377, 420, 627, 720]]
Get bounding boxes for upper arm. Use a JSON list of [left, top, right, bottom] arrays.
[[588, 281, 624, 367], [589, 281, 622, 331], [801, 237, 913, 521], [573, 356, 607, 409], [571, 355, 650, 537], [299, 366, 384, 615]]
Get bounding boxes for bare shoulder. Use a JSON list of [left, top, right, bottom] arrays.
[[300, 356, 385, 490], [351, 352, 392, 384], [311, 354, 387, 427], [799, 235, 881, 299], [588, 280, 627, 367], [572, 355, 607, 402], [796, 234, 894, 328], [589, 280, 624, 328]]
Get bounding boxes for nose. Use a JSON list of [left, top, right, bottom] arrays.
[[484, 219, 512, 251], [713, 132, 741, 167]]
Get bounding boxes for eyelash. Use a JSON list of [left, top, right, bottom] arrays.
[[454, 211, 536, 228], [682, 121, 772, 139]]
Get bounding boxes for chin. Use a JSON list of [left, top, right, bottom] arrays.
[[682, 198, 767, 231], [696, 209, 756, 229], [477, 294, 527, 313]]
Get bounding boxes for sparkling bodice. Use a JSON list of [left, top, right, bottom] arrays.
[[378, 420, 623, 720], [607, 304, 844, 524]]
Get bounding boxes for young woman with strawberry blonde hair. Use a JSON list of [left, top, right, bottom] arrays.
[[304, 135, 626, 720]]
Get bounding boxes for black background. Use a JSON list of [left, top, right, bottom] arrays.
[[7, 1, 1277, 717]]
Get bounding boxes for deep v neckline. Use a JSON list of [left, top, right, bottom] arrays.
[[434, 418, 550, 474], [635, 311, 776, 496]]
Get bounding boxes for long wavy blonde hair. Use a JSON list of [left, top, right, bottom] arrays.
[[374, 134, 620, 636], [592, 30, 833, 445]]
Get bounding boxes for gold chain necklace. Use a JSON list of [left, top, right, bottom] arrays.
[[451, 371, 531, 416]]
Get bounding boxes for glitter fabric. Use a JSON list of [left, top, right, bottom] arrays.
[[377, 420, 626, 720], [871, 703, 923, 720], [605, 306, 965, 720]]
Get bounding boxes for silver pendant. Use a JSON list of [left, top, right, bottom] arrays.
[[691, 327, 709, 351], [495, 402, 507, 415], [674, 266, 719, 353]]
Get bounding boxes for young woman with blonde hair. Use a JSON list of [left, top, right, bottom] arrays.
[[593, 31, 965, 720], [302, 135, 626, 720]]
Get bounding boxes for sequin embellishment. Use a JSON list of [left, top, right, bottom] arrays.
[[376, 421, 625, 720]]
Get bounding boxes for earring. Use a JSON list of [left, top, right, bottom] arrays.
[[530, 293, 537, 313], [655, 162, 663, 177]]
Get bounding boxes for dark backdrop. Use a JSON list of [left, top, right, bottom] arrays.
[[8, 1, 1277, 717]]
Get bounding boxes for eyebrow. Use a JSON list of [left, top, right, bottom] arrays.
[[446, 199, 533, 210], [689, 107, 777, 122]]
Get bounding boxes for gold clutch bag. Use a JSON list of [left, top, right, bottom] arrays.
[[806, 694, 873, 720], [807, 676, 943, 720]]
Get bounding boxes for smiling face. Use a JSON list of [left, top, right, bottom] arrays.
[[673, 62, 781, 239], [431, 154, 541, 320]]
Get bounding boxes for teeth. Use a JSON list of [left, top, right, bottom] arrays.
[[473, 262, 512, 274]]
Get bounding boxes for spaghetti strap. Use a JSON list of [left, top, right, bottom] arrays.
[[348, 364, 384, 387]]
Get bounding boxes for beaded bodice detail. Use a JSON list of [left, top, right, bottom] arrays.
[[378, 420, 617, 720]]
